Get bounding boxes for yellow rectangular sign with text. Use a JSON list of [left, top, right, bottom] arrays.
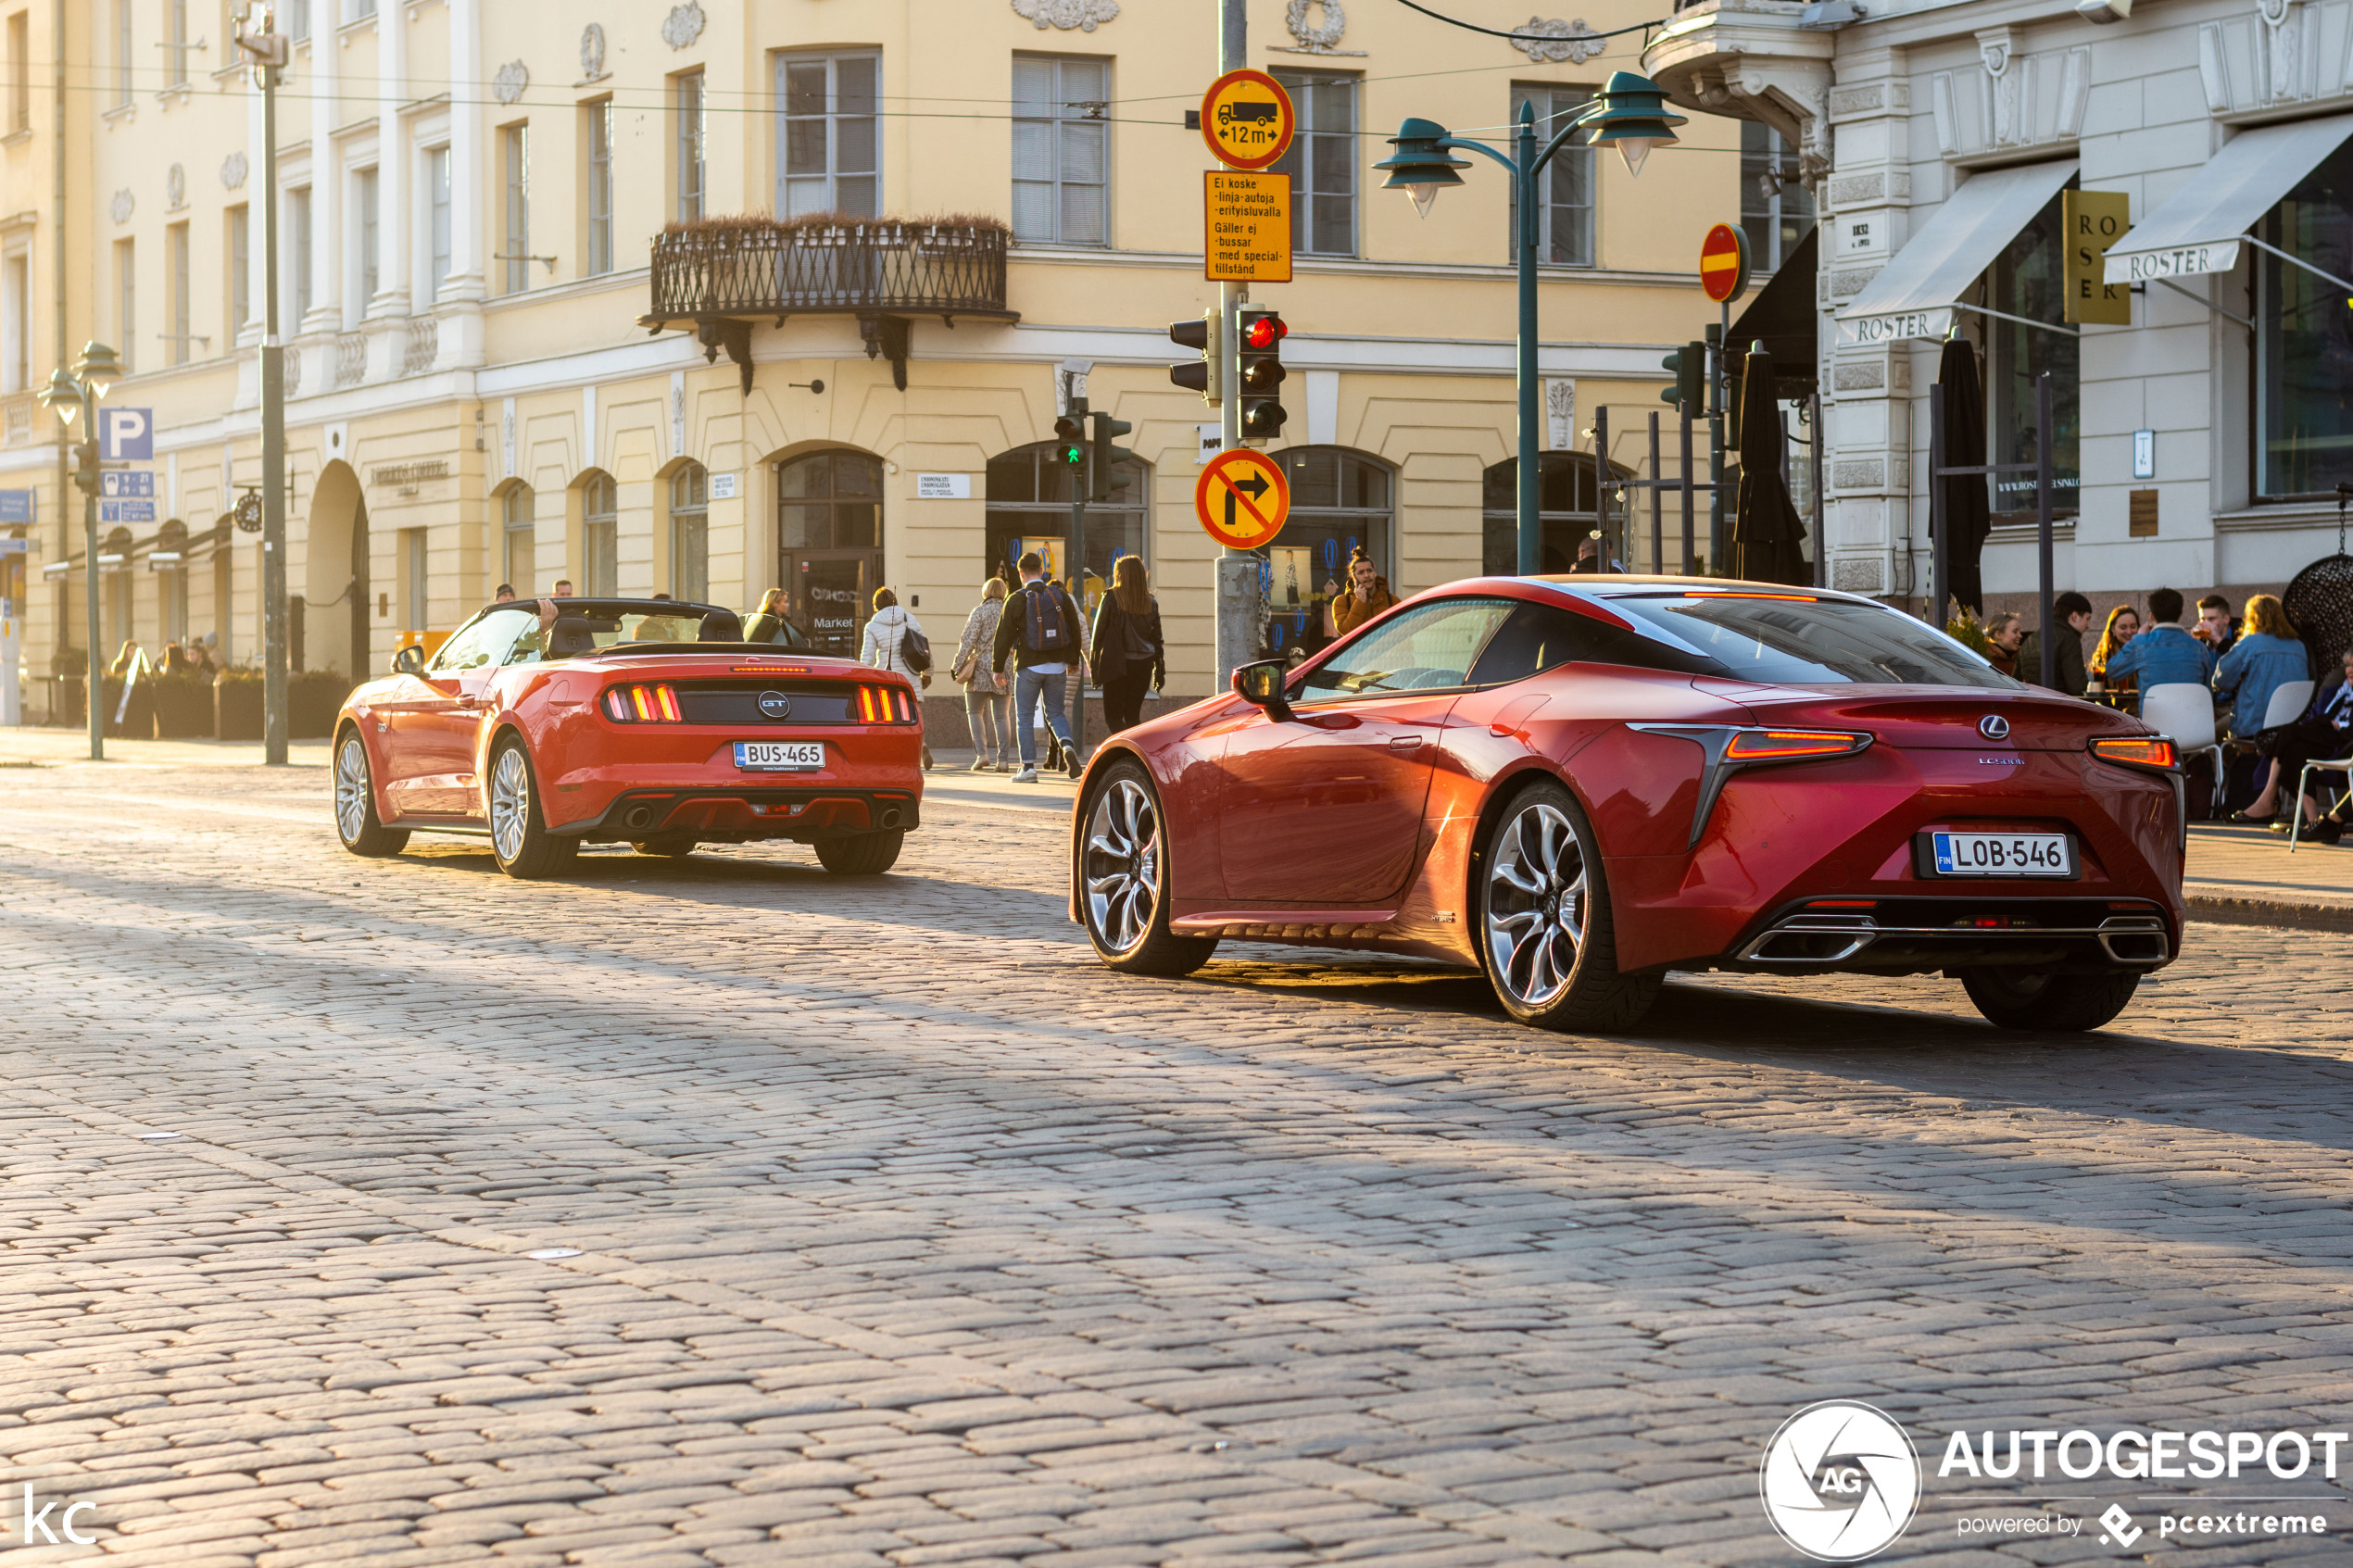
[[1205, 170, 1293, 284], [2065, 190, 2132, 325]]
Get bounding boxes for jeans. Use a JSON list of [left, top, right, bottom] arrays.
[[1013, 666, 1074, 767], [963, 688, 1008, 763]]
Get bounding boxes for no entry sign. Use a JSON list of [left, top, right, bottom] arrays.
[[1194, 448, 1290, 549], [1700, 222, 1750, 305]]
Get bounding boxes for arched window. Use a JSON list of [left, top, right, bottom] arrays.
[[157, 520, 190, 644], [985, 440, 1147, 616], [579, 471, 617, 596], [1482, 453, 1628, 574], [669, 462, 709, 603], [500, 483, 535, 594], [775, 449, 884, 655], [1263, 446, 1393, 659]]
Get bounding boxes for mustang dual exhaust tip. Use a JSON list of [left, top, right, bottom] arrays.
[[878, 807, 903, 829], [623, 805, 657, 832]]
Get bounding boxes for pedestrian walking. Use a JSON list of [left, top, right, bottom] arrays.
[[991, 550, 1085, 783], [861, 587, 935, 771], [1089, 556, 1164, 734], [1325, 547, 1398, 640], [953, 578, 1013, 771]]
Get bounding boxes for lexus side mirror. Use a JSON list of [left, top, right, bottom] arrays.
[[1232, 659, 1293, 720], [392, 645, 424, 675]]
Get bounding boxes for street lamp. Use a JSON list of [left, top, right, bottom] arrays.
[[38, 344, 119, 761], [1378, 72, 1686, 574]]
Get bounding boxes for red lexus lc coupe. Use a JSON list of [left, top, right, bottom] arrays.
[[333, 597, 924, 878], [1072, 577, 2184, 1034]]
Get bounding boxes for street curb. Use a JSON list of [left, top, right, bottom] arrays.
[[2184, 895, 2353, 935]]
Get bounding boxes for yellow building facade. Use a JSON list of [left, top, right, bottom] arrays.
[[3, 0, 1787, 711]]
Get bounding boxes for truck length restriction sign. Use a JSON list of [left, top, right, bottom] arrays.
[[1205, 170, 1292, 282], [1195, 448, 1290, 549], [1700, 222, 1750, 305], [1201, 69, 1294, 170]]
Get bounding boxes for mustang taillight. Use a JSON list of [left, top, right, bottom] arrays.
[[2091, 735, 2178, 771], [604, 684, 683, 723], [1723, 727, 1873, 762], [854, 684, 914, 723]]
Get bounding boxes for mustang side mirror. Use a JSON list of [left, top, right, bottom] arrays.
[[1232, 659, 1293, 721], [392, 645, 424, 676]]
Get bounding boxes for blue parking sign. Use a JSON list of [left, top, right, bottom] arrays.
[[99, 470, 155, 499], [98, 407, 153, 461]]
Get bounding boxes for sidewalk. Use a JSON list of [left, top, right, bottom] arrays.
[[2183, 820, 2353, 933], [0, 729, 333, 769]]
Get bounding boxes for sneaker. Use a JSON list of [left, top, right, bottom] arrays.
[[1012, 766, 1039, 783], [1064, 747, 1085, 779], [970, 758, 992, 772]]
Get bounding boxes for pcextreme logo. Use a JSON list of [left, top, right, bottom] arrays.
[[1759, 1401, 1922, 1562]]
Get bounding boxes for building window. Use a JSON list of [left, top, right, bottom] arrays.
[[1259, 447, 1393, 658], [501, 123, 530, 294], [424, 146, 450, 302], [286, 0, 308, 42], [1511, 85, 1594, 268], [289, 185, 312, 321], [1987, 186, 2079, 516], [985, 441, 1141, 616], [502, 484, 534, 594], [669, 463, 709, 602], [400, 526, 426, 628], [1482, 454, 1626, 574], [581, 471, 616, 596], [113, 0, 132, 106], [349, 0, 375, 19], [1271, 72, 1356, 257], [674, 70, 707, 222], [168, 222, 190, 366], [777, 52, 879, 219], [585, 98, 613, 276], [229, 203, 250, 332], [114, 240, 134, 373], [165, 0, 190, 87], [2258, 137, 2353, 499], [354, 166, 379, 307], [1741, 122, 1816, 273], [3, 252, 26, 394], [11, 10, 31, 130], [1012, 55, 1108, 246]]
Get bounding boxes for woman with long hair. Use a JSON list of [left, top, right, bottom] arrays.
[[859, 586, 933, 771], [953, 577, 1013, 771], [2089, 605, 2139, 683], [2215, 593, 2310, 743], [1088, 555, 1164, 734]]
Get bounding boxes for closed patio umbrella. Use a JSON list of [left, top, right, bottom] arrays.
[[1935, 335, 1992, 616], [1730, 342, 1809, 584]]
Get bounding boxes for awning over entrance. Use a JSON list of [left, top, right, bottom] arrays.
[[2102, 112, 2353, 283], [1835, 158, 2077, 346], [1730, 226, 1818, 390]]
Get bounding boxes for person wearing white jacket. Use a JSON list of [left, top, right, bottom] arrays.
[[859, 588, 934, 770]]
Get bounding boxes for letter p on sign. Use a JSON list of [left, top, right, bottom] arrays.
[[99, 407, 153, 461]]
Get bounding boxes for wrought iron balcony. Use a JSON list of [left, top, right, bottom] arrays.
[[642, 216, 1018, 391]]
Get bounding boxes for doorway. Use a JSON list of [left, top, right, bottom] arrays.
[[784, 550, 878, 658], [776, 449, 885, 657]]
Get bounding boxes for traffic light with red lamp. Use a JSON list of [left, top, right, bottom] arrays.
[[1238, 307, 1288, 441]]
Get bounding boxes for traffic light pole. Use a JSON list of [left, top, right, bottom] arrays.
[[1069, 483, 1086, 755], [259, 34, 288, 764], [1213, 0, 1257, 687], [1706, 317, 1725, 577]]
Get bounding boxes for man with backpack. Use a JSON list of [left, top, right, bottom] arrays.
[[991, 551, 1085, 782]]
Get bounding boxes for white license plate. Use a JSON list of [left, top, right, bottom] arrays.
[[1931, 831, 2073, 877], [734, 740, 824, 772]]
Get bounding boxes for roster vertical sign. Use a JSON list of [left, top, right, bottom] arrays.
[[2065, 191, 2132, 325]]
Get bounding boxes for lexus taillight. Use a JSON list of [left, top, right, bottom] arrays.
[[2091, 735, 2178, 771], [854, 684, 914, 724], [1723, 728, 1873, 762], [603, 684, 683, 723]]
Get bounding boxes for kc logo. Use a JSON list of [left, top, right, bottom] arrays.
[[19, 1483, 98, 1546]]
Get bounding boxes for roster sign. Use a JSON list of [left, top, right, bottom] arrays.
[[1204, 170, 1293, 283], [2064, 190, 2132, 325]]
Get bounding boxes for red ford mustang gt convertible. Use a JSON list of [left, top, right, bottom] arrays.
[[1072, 576, 2184, 1034], [333, 597, 924, 878]]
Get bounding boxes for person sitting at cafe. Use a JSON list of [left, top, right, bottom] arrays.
[[2214, 594, 2310, 741], [2196, 594, 2237, 659], [742, 588, 787, 645], [1985, 613, 2024, 677], [2017, 592, 2093, 696], [2235, 644, 2353, 835], [2088, 604, 2141, 699], [2100, 587, 2211, 695]]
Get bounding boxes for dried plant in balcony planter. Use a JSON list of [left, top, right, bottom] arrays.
[[661, 211, 1011, 245]]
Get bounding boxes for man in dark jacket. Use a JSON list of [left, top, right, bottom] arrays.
[[991, 551, 1086, 782], [2018, 591, 2093, 696]]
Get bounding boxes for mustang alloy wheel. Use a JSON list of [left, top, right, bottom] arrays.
[[1081, 762, 1216, 976], [333, 729, 409, 858], [1476, 780, 1658, 1031], [486, 736, 577, 880]]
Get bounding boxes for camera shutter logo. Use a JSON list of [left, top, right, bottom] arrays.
[[1979, 713, 2011, 741], [1759, 1400, 1920, 1562]]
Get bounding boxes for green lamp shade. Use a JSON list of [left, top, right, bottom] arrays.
[[1573, 71, 1687, 176], [1375, 118, 1470, 189]]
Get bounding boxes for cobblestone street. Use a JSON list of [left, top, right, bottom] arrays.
[[3, 748, 2352, 1566]]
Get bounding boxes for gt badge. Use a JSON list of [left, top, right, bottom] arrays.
[[757, 691, 793, 721], [1978, 714, 2010, 741]]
